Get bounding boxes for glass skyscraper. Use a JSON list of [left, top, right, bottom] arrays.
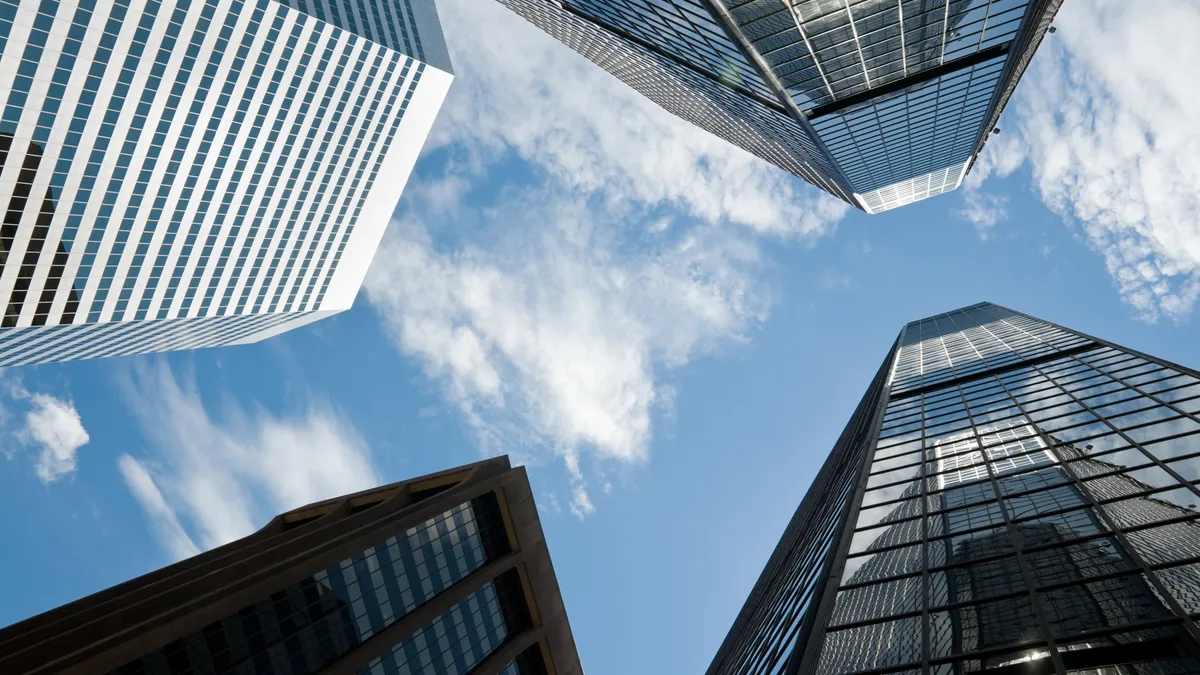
[[0, 0, 453, 367], [0, 457, 582, 675], [708, 302, 1200, 675], [497, 0, 1061, 213]]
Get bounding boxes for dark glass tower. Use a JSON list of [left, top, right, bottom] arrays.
[[496, 0, 1063, 213], [708, 302, 1200, 675], [0, 457, 581, 675]]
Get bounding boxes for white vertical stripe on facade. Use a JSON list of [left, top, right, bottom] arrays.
[[0, 0, 452, 367], [204, 10, 317, 314], [143, 0, 257, 320], [80, 1, 175, 318], [50, 0, 141, 322], [108, 0, 212, 323], [229, 19, 352, 314], [251, 38, 380, 311], [276, 45, 400, 311], [172, 1, 283, 318], [0, 1, 55, 310], [11, 1, 78, 325], [159, 0, 269, 319], [98, 0, 210, 323], [65, 0, 153, 316], [198, 5, 310, 316], [223, 8, 338, 317]]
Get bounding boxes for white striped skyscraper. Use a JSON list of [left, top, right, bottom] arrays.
[[0, 0, 452, 366]]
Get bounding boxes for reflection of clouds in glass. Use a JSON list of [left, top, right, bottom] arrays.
[[866, 461, 922, 489], [1141, 422, 1200, 481], [857, 483, 914, 526]]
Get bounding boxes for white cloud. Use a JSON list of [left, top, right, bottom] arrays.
[[1008, 0, 1200, 320], [0, 371, 90, 483], [25, 394, 90, 484], [957, 132, 1025, 236], [817, 269, 852, 291], [117, 455, 200, 560], [365, 0, 849, 513], [118, 361, 379, 558], [429, 0, 849, 237], [963, 133, 1028, 191], [366, 188, 771, 489], [958, 191, 1009, 239]]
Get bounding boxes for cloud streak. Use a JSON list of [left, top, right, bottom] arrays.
[[1006, 0, 1200, 320], [118, 361, 379, 559], [364, 0, 849, 512]]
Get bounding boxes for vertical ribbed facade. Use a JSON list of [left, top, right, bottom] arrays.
[[0, 457, 583, 675], [495, 0, 1063, 213], [0, 0, 453, 366], [709, 302, 1200, 675]]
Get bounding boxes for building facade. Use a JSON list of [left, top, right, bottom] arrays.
[[0, 0, 452, 367], [707, 302, 1200, 675], [497, 0, 1061, 213], [0, 456, 581, 675]]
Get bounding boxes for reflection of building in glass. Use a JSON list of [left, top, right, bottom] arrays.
[[496, 0, 1062, 212], [0, 134, 81, 327], [708, 302, 1200, 675], [0, 457, 581, 675], [0, 0, 453, 367]]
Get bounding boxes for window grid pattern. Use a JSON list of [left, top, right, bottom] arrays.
[[0, 311, 312, 366], [706, 344, 895, 675], [855, 160, 966, 213], [496, 0, 857, 203], [361, 582, 509, 675], [276, 0, 426, 61], [0, 0, 442, 366], [817, 309, 1200, 675], [722, 0, 1031, 112], [501, 0, 1059, 214], [810, 54, 1005, 195], [562, 0, 775, 100], [889, 302, 1094, 396], [108, 501, 490, 675]]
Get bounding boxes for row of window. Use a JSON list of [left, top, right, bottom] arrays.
[[0, 0, 419, 328], [889, 308, 1090, 395], [110, 500, 501, 675], [815, 336, 1200, 674], [0, 311, 303, 366], [812, 57, 1003, 193]]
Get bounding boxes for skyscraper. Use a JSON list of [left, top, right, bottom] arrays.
[[707, 302, 1200, 675], [497, 0, 1060, 213], [0, 0, 452, 367], [0, 456, 582, 675]]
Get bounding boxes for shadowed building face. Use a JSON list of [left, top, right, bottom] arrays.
[[0, 456, 582, 675], [708, 302, 1200, 675]]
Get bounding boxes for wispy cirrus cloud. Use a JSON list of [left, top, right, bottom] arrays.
[[958, 191, 1009, 239], [118, 361, 379, 559], [365, 0, 848, 515], [968, 0, 1200, 320], [0, 374, 90, 484], [957, 132, 1025, 238]]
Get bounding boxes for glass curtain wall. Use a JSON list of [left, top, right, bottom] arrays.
[[821, 304, 1200, 674], [710, 302, 1200, 675]]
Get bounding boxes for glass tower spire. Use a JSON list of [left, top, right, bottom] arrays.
[[497, 0, 1063, 213], [709, 302, 1200, 675]]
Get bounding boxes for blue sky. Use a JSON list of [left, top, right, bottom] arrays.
[[1, 1, 1198, 674]]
